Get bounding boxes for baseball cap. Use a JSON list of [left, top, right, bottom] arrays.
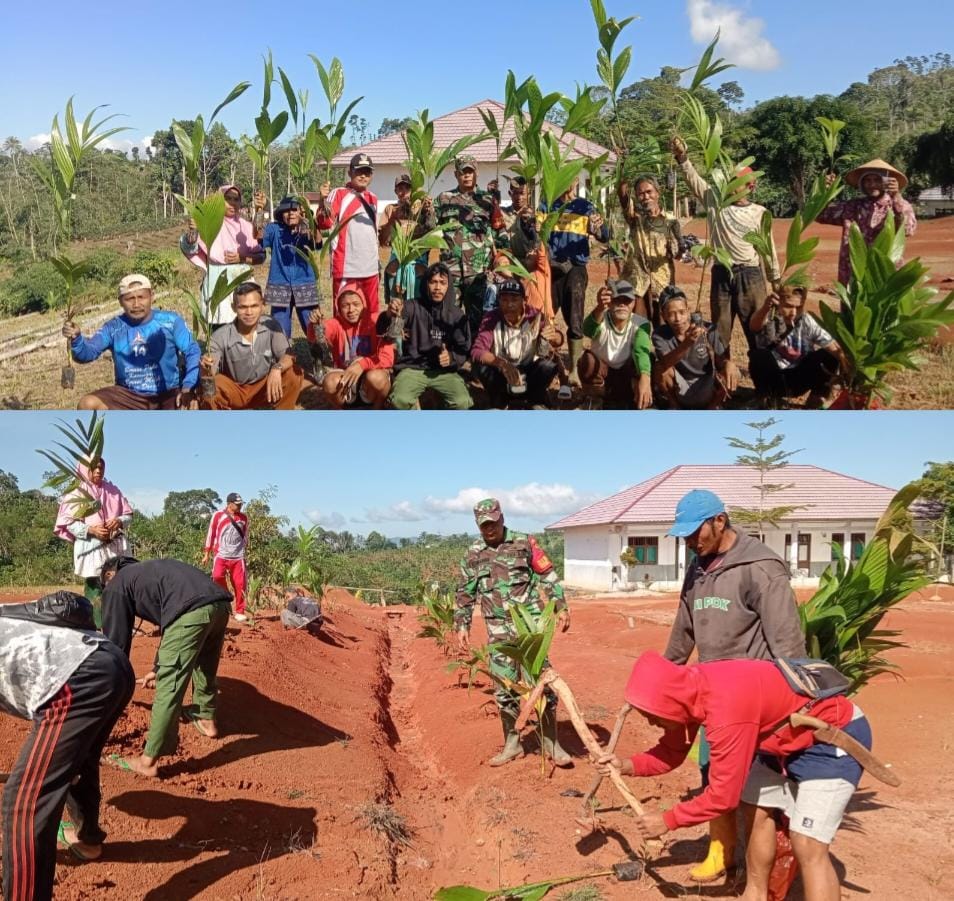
[[455, 154, 478, 172], [668, 490, 725, 537], [473, 498, 503, 525], [610, 279, 636, 301], [394, 173, 412, 187], [350, 153, 374, 171], [227, 492, 244, 505], [498, 279, 526, 298], [118, 274, 152, 297]]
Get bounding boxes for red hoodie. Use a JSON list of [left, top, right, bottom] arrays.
[[624, 652, 855, 831], [307, 284, 394, 371]]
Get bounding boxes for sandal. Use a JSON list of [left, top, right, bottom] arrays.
[[182, 709, 217, 737], [105, 753, 133, 772], [57, 821, 99, 862]]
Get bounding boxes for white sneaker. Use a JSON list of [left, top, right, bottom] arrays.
[[233, 613, 248, 622]]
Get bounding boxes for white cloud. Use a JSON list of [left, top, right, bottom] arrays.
[[424, 483, 596, 519], [24, 134, 50, 151], [363, 500, 427, 523], [125, 488, 167, 516], [304, 509, 348, 530], [686, 0, 781, 71], [23, 133, 153, 156]]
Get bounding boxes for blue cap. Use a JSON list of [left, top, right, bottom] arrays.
[[668, 489, 725, 537]]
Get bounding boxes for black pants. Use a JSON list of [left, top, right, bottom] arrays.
[[458, 274, 488, 341], [750, 347, 839, 398], [474, 358, 559, 407], [551, 263, 588, 340], [2, 642, 134, 901], [710, 263, 766, 356]]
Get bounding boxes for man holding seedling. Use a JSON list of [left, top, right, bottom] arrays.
[[63, 274, 201, 411], [433, 155, 498, 336], [662, 489, 806, 883], [670, 137, 780, 358], [203, 493, 249, 622], [652, 286, 737, 409], [543, 177, 609, 387], [817, 158, 917, 286], [201, 282, 303, 411], [618, 175, 681, 325], [0, 591, 134, 896], [317, 153, 381, 313], [100, 556, 233, 777], [578, 279, 653, 409], [379, 173, 431, 307], [456, 499, 571, 767]]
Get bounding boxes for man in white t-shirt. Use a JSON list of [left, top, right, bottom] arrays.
[[317, 153, 381, 314], [578, 280, 653, 409]]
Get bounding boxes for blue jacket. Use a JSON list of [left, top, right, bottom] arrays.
[[71, 310, 200, 394], [261, 222, 317, 286], [542, 196, 608, 265]]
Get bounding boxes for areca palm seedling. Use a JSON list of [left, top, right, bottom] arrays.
[[309, 56, 364, 186], [243, 51, 289, 207], [31, 99, 128, 388], [815, 216, 954, 408], [36, 413, 105, 520], [415, 584, 456, 653]]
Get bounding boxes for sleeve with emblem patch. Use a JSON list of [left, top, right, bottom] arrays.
[[528, 536, 566, 609], [455, 551, 478, 630]]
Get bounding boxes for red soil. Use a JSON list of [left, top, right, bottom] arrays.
[[1, 584, 953, 900]]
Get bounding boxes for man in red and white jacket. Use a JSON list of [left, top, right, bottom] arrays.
[[203, 492, 249, 621], [316, 153, 381, 314]]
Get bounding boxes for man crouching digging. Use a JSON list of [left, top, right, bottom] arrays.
[[100, 556, 233, 777], [455, 498, 571, 767]]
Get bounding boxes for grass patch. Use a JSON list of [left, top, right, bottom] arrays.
[[556, 885, 605, 901], [358, 801, 413, 847]]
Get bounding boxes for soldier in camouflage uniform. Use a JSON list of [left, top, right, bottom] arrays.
[[431, 155, 498, 337], [455, 498, 572, 767]]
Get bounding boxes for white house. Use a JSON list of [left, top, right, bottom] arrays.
[[546, 465, 898, 592], [915, 186, 954, 219], [330, 99, 615, 207]]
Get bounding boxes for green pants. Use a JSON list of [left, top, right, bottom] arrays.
[[390, 369, 474, 410], [144, 600, 230, 759], [83, 578, 103, 629]]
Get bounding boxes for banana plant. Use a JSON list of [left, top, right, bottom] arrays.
[[243, 51, 289, 207], [815, 215, 954, 407], [746, 119, 847, 291], [309, 55, 364, 185], [36, 413, 105, 520], [31, 99, 129, 387], [172, 81, 250, 202], [799, 484, 934, 692]]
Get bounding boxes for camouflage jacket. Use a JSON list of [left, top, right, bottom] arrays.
[[434, 188, 496, 283], [455, 529, 567, 630], [497, 208, 540, 265]]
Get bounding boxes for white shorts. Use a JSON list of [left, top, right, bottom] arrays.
[[741, 759, 856, 844]]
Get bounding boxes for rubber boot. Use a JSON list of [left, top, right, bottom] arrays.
[[540, 708, 573, 767], [568, 339, 584, 388], [689, 811, 737, 883], [488, 710, 523, 767]]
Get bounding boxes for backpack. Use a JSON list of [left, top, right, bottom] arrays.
[[0, 591, 97, 631], [774, 657, 852, 701]]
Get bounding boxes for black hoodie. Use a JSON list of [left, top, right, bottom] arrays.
[[664, 530, 807, 664], [377, 267, 471, 372]]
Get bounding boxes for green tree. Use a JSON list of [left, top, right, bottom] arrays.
[[376, 117, 414, 139], [163, 489, 222, 526], [911, 461, 954, 561], [725, 418, 805, 541]]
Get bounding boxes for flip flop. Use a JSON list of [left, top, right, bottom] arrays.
[[182, 710, 217, 737], [57, 821, 98, 862], [106, 753, 133, 772]]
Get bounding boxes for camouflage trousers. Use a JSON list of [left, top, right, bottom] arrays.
[[486, 617, 557, 718]]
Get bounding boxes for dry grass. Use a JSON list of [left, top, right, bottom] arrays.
[[357, 801, 413, 848]]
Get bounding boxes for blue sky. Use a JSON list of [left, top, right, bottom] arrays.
[[8, 1, 952, 154], [2, 411, 951, 537]]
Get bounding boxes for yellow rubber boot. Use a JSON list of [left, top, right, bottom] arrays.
[[689, 812, 737, 883]]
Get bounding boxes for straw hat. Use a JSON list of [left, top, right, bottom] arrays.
[[845, 158, 908, 190]]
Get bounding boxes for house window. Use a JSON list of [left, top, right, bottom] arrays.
[[831, 532, 844, 560], [850, 532, 865, 561], [784, 533, 811, 569], [627, 536, 658, 565]]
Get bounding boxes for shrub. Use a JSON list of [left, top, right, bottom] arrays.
[[129, 250, 178, 287], [0, 262, 67, 316], [80, 247, 123, 284]]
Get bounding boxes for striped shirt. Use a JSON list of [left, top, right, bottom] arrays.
[[204, 510, 248, 559]]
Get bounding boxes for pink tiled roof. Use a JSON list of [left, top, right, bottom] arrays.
[[331, 99, 616, 167], [546, 465, 896, 530]]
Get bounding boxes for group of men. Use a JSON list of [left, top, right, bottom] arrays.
[[456, 490, 878, 901], [60, 139, 916, 411]]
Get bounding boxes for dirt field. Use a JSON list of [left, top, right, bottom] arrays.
[[1, 584, 952, 900], [2, 215, 952, 410]]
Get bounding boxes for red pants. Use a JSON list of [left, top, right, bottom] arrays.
[[212, 557, 247, 614], [332, 274, 380, 315]]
